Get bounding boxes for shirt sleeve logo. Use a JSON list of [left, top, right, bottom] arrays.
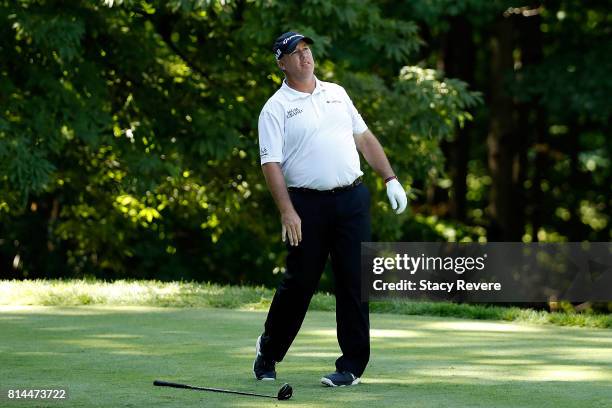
[[286, 107, 304, 119], [260, 147, 269, 157]]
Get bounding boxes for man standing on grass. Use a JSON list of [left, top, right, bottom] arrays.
[[253, 31, 407, 387]]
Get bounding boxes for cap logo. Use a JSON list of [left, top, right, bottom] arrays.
[[282, 34, 302, 45]]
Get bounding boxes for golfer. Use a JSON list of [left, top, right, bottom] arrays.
[[254, 31, 407, 387]]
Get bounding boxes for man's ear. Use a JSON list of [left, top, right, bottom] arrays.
[[276, 60, 285, 71]]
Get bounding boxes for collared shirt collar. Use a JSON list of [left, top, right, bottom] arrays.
[[281, 76, 324, 100]]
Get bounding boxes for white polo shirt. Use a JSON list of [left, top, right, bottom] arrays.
[[258, 77, 368, 190]]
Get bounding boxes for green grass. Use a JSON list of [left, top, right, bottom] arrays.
[[1, 279, 611, 328], [1, 306, 611, 407]]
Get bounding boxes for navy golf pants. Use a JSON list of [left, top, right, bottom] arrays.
[[260, 183, 371, 377]]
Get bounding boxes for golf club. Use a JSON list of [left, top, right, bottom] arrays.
[[153, 379, 293, 401]]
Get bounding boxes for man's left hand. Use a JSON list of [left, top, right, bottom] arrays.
[[386, 178, 408, 214]]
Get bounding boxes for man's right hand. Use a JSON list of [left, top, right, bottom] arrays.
[[261, 162, 302, 246], [281, 209, 302, 246]]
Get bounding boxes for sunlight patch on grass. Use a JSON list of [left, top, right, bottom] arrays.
[[551, 347, 612, 363], [302, 329, 337, 337], [370, 329, 423, 338], [0, 305, 167, 315], [108, 350, 156, 356], [90, 334, 142, 339], [471, 358, 542, 365], [470, 349, 552, 358], [364, 377, 432, 385], [425, 320, 546, 333], [38, 326, 84, 332], [291, 352, 339, 358], [58, 338, 141, 350], [524, 366, 611, 382], [14, 351, 62, 356]]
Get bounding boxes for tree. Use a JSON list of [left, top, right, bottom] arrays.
[[0, 0, 480, 282]]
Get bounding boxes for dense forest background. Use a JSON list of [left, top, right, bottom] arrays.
[[1, 0, 610, 290]]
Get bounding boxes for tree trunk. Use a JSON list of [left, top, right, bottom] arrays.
[[487, 15, 521, 241], [515, 5, 545, 242], [443, 16, 476, 222]]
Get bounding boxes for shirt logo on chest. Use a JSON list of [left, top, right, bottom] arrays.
[[286, 107, 304, 119], [326, 99, 342, 104]]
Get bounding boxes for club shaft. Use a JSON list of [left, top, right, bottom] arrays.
[[153, 380, 275, 399]]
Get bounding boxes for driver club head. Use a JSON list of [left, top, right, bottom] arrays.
[[277, 383, 293, 400]]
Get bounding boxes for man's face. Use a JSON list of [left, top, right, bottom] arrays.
[[278, 40, 314, 79]]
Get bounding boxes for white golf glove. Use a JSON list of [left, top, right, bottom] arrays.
[[386, 178, 408, 214]]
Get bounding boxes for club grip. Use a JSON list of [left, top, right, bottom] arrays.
[[154, 380, 192, 389]]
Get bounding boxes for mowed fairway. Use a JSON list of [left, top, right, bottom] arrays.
[[1, 306, 610, 408]]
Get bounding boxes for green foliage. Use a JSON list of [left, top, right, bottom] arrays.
[[0, 0, 479, 280], [403, 214, 487, 242], [342, 67, 481, 181], [6, 1, 606, 283], [336, 66, 481, 239]]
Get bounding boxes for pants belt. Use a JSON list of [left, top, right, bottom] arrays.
[[288, 177, 362, 194]]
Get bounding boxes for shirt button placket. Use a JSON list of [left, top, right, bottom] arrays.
[[310, 95, 321, 128], [311, 95, 320, 121]]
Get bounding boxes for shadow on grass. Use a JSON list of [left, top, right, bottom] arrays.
[[0, 307, 611, 408]]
